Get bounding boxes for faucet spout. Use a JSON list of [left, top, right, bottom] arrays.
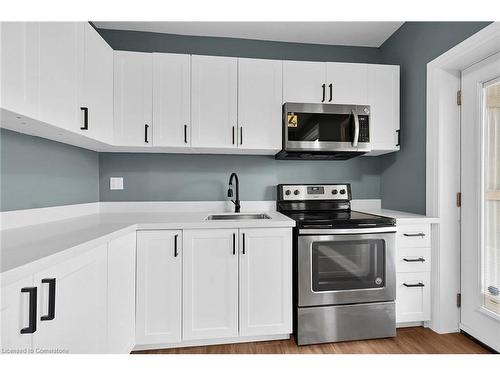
[[228, 173, 241, 213]]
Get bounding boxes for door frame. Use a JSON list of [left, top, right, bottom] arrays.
[[426, 22, 500, 334]]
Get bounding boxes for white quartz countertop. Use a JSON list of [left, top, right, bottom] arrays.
[[357, 208, 439, 224], [1, 211, 295, 275]]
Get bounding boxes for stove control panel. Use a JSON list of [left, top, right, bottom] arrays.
[[278, 184, 351, 201]]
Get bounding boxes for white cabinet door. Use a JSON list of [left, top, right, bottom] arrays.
[[282, 61, 326, 103], [114, 51, 153, 146], [238, 58, 282, 151], [239, 228, 292, 336], [80, 23, 113, 143], [1, 276, 35, 352], [136, 230, 182, 345], [396, 272, 431, 323], [33, 245, 107, 354], [326, 62, 368, 105], [38, 22, 84, 133], [153, 53, 191, 147], [183, 229, 238, 340], [191, 55, 238, 149], [366, 64, 400, 154], [0, 22, 39, 119], [107, 232, 136, 353]]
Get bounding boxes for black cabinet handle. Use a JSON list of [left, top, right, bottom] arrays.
[[144, 124, 149, 143], [184, 124, 188, 144], [403, 257, 426, 263], [80, 107, 88, 130], [232, 233, 236, 255], [242, 233, 246, 255], [232, 126, 235, 145], [321, 84, 326, 102], [240, 127, 243, 145], [174, 234, 179, 257], [20, 287, 37, 334], [396, 129, 401, 147], [329, 83, 333, 102], [41, 278, 56, 321], [403, 232, 426, 237], [403, 282, 425, 288]]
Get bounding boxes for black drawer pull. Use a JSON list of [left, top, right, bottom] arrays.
[[321, 84, 326, 102], [396, 129, 400, 147], [232, 126, 235, 145], [144, 124, 149, 143], [21, 287, 37, 334], [403, 232, 426, 237], [80, 107, 88, 130], [232, 233, 236, 255], [41, 278, 56, 321], [403, 257, 426, 263], [240, 126, 243, 145], [184, 124, 188, 144], [329, 83, 333, 102], [403, 282, 425, 288], [174, 234, 179, 257], [242, 233, 246, 255]]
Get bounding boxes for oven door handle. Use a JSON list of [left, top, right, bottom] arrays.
[[352, 109, 359, 147], [299, 227, 397, 235]]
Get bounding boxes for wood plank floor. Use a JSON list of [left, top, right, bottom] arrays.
[[133, 327, 492, 354]]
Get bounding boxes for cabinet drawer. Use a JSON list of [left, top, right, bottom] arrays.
[[396, 272, 431, 323], [397, 248, 431, 273], [397, 224, 431, 248]]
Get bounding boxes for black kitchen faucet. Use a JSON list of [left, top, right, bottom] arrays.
[[227, 173, 241, 213]]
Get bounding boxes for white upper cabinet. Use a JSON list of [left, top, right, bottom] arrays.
[[191, 55, 238, 149], [0, 22, 39, 119], [282, 61, 326, 103], [366, 64, 400, 155], [114, 51, 153, 146], [136, 230, 182, 345], [80, 23, 114, 143], [183, 229, 239, 340], [38, 22, 84, 133], [326, 62, 368, 104], [238, 58, 282, 151], [239, 228, 292, 337], [152, 53, 191, 148]]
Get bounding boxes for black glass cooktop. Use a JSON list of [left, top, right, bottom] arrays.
[[283, 210, 395, 229]]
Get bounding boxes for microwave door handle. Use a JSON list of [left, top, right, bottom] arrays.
[[352, 110, 359, 147]]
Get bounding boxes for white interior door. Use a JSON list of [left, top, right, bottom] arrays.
[[461, 51, 500, 352]]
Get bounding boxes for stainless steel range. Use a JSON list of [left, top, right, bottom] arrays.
[[277, 183, 397, 345]]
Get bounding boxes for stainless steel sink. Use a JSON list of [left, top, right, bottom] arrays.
[[206, 213, 271, 221]]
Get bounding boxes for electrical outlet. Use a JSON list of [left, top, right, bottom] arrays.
[[110, 177, 124, 190]]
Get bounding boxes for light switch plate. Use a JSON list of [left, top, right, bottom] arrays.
[[110, 177, 124, 190]]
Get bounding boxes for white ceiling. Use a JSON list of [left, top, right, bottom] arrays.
[[93, 22, 404, 47]]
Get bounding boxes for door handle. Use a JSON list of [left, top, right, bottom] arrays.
[[41, 278, 56, 321], [232, 126, 235, 145], [184, 124, 188, 144], [396, 129, 401, 147], [20, 287, 37, 334], [144, 124, 149, 143], [242, 233, 246, 255], [232, 233, 236, 255], [329, 83, 333, 102], [174, 234, 179, 257], [352, 109, 360, 147], [403, 282, 425, 288], [240, 126, 243, 145], [80, 107, 88, 130], [403, 257, 426, 263], [321, 84, 326, 102], [403, 232, 426, 237]]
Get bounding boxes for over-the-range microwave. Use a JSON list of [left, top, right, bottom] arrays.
[[275, 102, 371, 160]]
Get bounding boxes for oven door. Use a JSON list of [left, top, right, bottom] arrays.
[[297, 228, 396, 307]]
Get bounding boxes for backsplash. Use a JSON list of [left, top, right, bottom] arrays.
[[99, 153, 383, 202]]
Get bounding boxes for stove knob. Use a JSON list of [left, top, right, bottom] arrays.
[[285, 190, 291, 196], [340, 189, 346, 195], [332, 189, 338, 195], [293, 189, 300, 196]]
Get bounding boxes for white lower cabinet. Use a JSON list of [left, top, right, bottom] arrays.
[[33, 245, 108, 354], [107, 232, 136, 353], [182, 229, 239, 340], [396, 272, 431, 323], [136, 230, 182, 345], [239, 228, 292, 336]]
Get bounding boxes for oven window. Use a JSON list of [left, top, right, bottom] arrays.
[[288, 113, 354, 142], [311, 240, 385, 291]]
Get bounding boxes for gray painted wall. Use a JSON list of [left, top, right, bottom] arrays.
[[1, 129, 99, 211], [378, 22, 491, 214], [99, 153, 383, 202]]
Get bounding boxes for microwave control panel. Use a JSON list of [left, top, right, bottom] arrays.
[[358, 115, 370, 143]]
